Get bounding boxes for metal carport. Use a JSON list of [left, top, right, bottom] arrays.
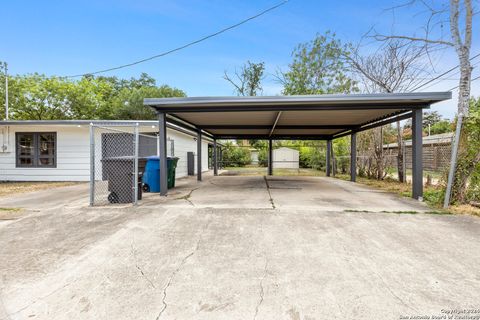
[[145, 92, 451, 200]]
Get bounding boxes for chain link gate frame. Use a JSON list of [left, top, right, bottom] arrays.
[[89, 123, 171, 206]]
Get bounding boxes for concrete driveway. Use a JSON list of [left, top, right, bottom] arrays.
[[0, 175, 479, 320]]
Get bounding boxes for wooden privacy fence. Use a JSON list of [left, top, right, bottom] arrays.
[[383, 133, 453, 172]]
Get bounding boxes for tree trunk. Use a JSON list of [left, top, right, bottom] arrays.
[[449, 0, 473, 204], [396, 121, 405, 182]]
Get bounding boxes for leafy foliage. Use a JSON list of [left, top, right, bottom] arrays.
[[224, 61, 265, 96], [0, 70, 185, 120], [221, 141, 252, 167], [280, 31, 357, 95], [452, 98, 480, 203]]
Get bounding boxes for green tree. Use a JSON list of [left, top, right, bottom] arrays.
[[423, 111, 443, 129], [452, 98, 480, 203], [429, 120, 453, 135], [110, 85, 185, 120], [0, 72, 185, 120], [280, 31, 357, 95], [221, 141, 252, 167], [223, 61, 265, 96], [9, 74, 74, 120]]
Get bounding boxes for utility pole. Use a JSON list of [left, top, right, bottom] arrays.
[[3, 62, 8, 120]]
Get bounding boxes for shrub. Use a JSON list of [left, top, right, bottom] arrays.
[[222, 143, 252, 167]]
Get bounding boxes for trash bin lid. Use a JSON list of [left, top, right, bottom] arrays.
[[146, 156, 177, 161]]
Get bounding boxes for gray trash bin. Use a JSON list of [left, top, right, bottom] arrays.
[[101, 157, 147, 203]]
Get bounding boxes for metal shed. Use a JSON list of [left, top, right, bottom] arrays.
[[145, 92, 451, 200]]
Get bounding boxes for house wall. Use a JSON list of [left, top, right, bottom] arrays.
[[0, 125, 209, 182]]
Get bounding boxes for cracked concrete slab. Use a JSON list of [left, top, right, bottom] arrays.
[[0, 174, 479, 319]]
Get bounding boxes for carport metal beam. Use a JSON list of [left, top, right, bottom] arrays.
[[199, 124, 357, 130], [166, 114, 215, 139], [158, 112, 168, 196], [150, 104, 431, 113], [214, 135, 332, 140], [332, 111, 414, 139]]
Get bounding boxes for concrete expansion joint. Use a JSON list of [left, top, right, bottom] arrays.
[[263, 176, 276, 209], [253, 257, 269, 320], [175, 187, 200, 207], [156, 218, 211, 319]]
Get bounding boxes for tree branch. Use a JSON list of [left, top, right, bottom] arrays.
[[374, 34, 453, 46]]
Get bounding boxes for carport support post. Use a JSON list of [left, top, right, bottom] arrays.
[[412, 109, 423, 200], [158, 112, 168, 196], [350, 133, 357, 182], [219, 148, 223, 169], [326, 140, 332, 177], [268, 139, 273, 175], [197, 129, 202, 181], [213, 138, 218, 176]]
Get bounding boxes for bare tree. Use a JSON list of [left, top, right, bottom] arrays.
[[347, 40, 432, 182], [372, 0, 475, 204], [223, 61, 265, 96]]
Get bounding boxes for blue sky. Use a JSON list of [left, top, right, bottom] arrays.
[[1, 0, 479, 119]]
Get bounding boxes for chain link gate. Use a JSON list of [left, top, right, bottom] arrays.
[[89, 123, 173, 206]]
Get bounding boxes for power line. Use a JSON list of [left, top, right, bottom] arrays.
[[419, 60, 480, 91], [410, 52, 480, 91], [448, 73, 480, 91], [65, 0, 290, 78]]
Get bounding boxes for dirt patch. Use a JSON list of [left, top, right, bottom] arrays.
[[0, 182, 79, 198]]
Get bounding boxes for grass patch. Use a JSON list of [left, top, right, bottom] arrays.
[[381, 210, 418, 214], [0, 207, 23, 220], [334, 174, 480, 217], [0, 207, 21, 212], [448, 205, 480, 217]]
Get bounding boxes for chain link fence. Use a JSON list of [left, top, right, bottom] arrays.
[[89, 124, 173, 206]]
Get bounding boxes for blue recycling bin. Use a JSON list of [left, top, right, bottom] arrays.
[[142, 156, 161, 192], [142, 156, 179, 193]]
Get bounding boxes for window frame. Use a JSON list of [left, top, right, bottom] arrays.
[[15, 132, 57, 168]]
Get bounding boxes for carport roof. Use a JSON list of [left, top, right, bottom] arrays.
[[145, 92, 451, 139]]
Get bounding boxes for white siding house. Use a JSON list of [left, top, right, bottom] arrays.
[[272, 147, 299, 169], [0, 121, 210, 182]]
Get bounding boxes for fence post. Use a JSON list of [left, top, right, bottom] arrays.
[[134, 123, 139, 205], [89, 123, 95, 206]]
